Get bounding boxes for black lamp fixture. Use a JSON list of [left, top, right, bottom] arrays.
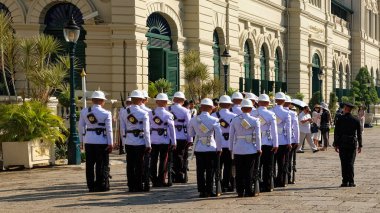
[[221, 46, 231, 94], [64, 16, 81, 165]]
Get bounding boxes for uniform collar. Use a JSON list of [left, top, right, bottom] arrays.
[[284, 107, 289, 110], [258, 106, 267, 110], [130, 105, 139, 109], [201, 111, 210, 116], [275, 105, 283, 109], [92, 104, 101, 108], [219, 108, 229, 113], [155, 107, 165, 111]]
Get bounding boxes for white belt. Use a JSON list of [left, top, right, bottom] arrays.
[[236, 135, 255, 143], [198, 136, 211, 146]]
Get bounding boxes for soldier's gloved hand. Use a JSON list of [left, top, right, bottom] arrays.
[[145, 147, 152, 153], [171, 144, 177, 150], [334, 146, 339, 153], [271, 147, 278, 154], [257, 150, 262, 156], [357, 147, 362, 154], [217, 151, 222, 156], [106, 145, 113, 154], [287, 144, 292, 150]]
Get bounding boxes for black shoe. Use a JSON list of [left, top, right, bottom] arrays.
[[313, 149, 319, 153], [199, 192, 207, 198], [227, 187, 234, 192], [349, 183, 356, 187], [88, 188, 95, 193], [296, 150, 304, 153], [237, 193, 244, 198], [208, 192, 218, 197], [244, 192, 254, 197], [340, 183, 349, 187]]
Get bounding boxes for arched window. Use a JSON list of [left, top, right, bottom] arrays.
[[332, 61, 336, 91], [244, 41, 251, 79], [345, 64, 350, 89], [339, 64, 343, 89], [260, 46, 267, 80], [213, 30, 221, 78], [44, 3, 86, 89], [312, 53, 322, 96], [274, 49, 280, 82], [146, 12, 179, 93]]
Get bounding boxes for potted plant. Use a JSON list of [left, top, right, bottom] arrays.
[[0, 101, 67, 169]]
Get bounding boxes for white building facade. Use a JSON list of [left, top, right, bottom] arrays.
[[0, 0, 379, 102]]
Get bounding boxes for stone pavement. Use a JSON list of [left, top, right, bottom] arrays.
[[0, 127, 380, 213]]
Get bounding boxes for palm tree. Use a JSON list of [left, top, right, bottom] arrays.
[[0, 12, 13, 99]]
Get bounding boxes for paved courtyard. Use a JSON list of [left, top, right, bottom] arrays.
[[0, 127, 380, 213]]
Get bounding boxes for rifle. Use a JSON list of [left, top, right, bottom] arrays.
[[119, 92, 126, 155], [215, 153, 222, 196], [143, 152, 151, 191], [291, 146, 297, 184], [167, 141, 173, 186]]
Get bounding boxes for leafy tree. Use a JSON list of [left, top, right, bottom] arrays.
[[349, 67, 379, 107], [309, 91, 321, 108], [227, 87, 238, 96], [294, 92, 304, 101], [329, 92, 338, 119], [0, 12, 13, 99], [182, 50, 221, 102], [148, 78, 173, 98]]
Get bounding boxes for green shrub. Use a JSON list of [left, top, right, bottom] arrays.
[[309, 91, 321, 108], [294, 92, 304, 101], [0, 101, 67, 142]]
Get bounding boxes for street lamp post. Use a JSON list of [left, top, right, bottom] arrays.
[[318, 70, 324, 102], [64, 17, 81, 165], [221, 47, 231, 94]]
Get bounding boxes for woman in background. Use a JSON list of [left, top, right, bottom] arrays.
[[311, 105, 321, 148], [358, 106, 365, 133]]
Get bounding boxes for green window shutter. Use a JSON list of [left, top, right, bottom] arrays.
[[261, 80, 268, 93], [312, 67, 320, 94], [148, 48, 165, 83], [239, 77, 244, 92], [252, 79, 260, 95], [245, 78, 252, 92], [268, 81, 275, 93], [165, 50, 179, 95], [282, 82, 287, 93], [275, 81, 282, 92]]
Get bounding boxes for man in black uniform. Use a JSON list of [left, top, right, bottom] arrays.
[[333, 102, 362, 187]]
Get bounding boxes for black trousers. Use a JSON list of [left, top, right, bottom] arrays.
[[260, 145, 275, 192], [275, 145, 290, 187], [287, 144, 297, 183], [150, 144, 170, 185], [173, 139, 188, 182], [339, 147, 356, 184], [220, 148, 234, 189], [234, 153, 258, 195], [85, 144, 110, 191], [321, 128, 330, 148], [195, 151, 216, 194], [125, 145, 145, 191]]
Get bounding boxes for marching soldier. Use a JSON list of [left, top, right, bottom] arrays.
[[140, 90, 152, 112], [284, 96, 300, 184], [188, 98, 223, 198], [169, 91, 193, 183], [251, 94, 278, 192], [271, 92, 292, 187], [231, 92, 243, 115], [211, 95, 237, 192], [333, 102, 362, 187], [120, 90, 151, 192], [79, 90, 113, 192], [229, 99, 262, 197], [245, 92, 259, 110], [149, 93, 176, 187]]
